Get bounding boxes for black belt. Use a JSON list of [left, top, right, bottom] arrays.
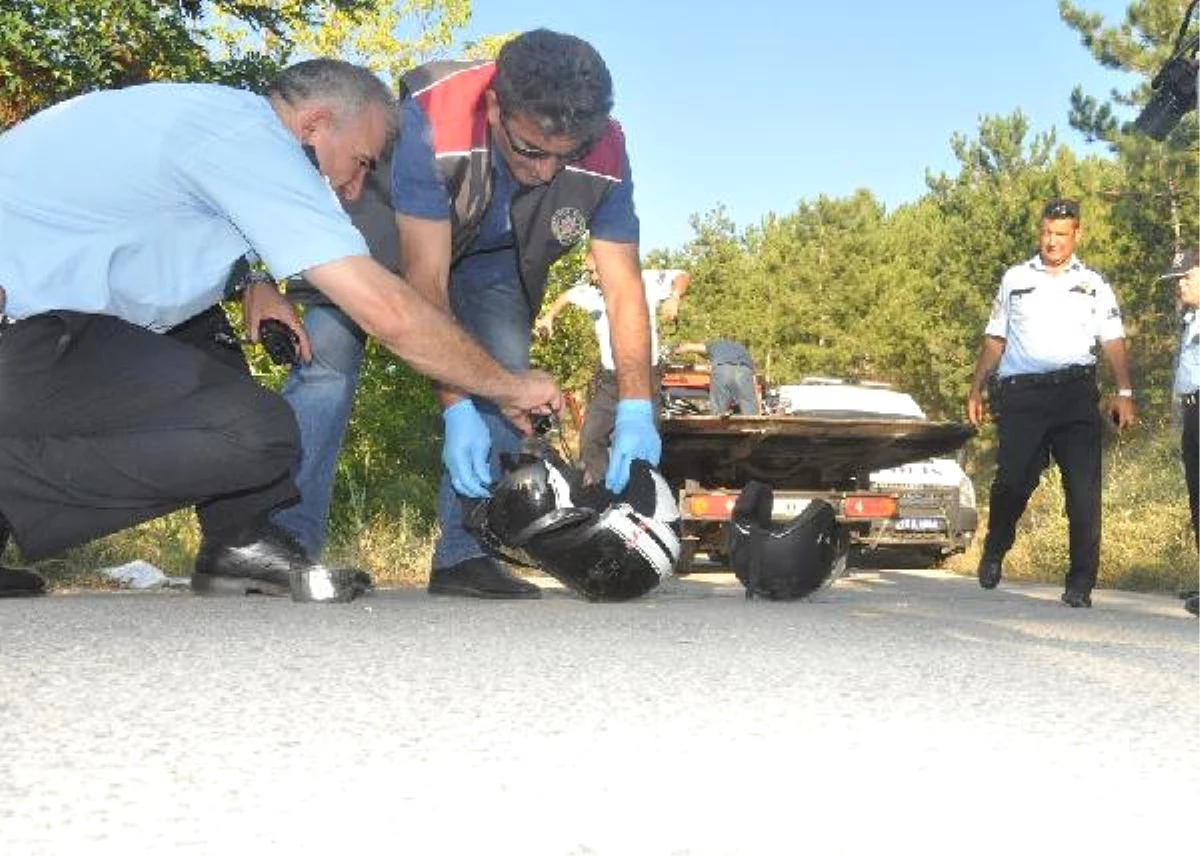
[[1182, 391, 1199, 408], [999, 364, 1094, 390]]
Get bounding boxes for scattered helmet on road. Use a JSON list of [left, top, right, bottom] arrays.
[[729, 480, 846, 600]]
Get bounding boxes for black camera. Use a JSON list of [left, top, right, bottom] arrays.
[[1133, 0, 1198, 142], [259, 319, 300, 366], [1134, 46, 1198, 140]]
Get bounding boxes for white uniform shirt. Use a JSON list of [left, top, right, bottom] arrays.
[[564, 268, 682, 370], [0, 83, 366, 331], [985, 255, 1125, 378], [1174, 309, 1200, 395]]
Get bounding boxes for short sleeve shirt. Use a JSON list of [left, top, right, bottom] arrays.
[[985, 255, 1125, 378], [0, 83, 367, 331], [1175, 310, 1200, 395], [565, 268, 680, 370]]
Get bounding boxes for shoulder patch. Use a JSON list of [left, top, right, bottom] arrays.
[[550, 207, 588, 246]]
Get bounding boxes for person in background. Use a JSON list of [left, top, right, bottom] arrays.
[[0, 59, 559, 601], [675, 339, 761, 415], [275, 30, 655, 600], [966, 198, 1134, 609], [535, 249, 690, 483], [1160, 247, 1199, 616]]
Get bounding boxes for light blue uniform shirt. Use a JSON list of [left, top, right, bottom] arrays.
[[985, 254, 1125, 378], [1174, 310, 1200, 395], [0, 83, 367, 331]]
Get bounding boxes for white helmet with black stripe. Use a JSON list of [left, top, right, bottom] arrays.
[[473, 452, 680, 602]]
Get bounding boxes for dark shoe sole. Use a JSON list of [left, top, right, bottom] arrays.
[[1061, 591, 1092, 608], [191, 572, 290, 597], [977, 558, 1002, 590], [427, 579, 542, 600]]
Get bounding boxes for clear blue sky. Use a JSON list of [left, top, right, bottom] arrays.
[[454, 0, 1136, 253]]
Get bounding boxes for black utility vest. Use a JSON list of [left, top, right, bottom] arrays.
[[291, 61, 628, 321]]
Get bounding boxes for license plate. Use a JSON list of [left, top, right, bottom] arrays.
[[895, 517, 943, 532], [771, 497, 812, 519]]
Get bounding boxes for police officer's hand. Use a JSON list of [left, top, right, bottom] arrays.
[[242, 280, 312, 364], [1108, 395, 1136, 430], [497, 369, 562, 435], [442, 399, 493, 498], [606, 399, 662, 493], [966, 387, 988, 427]]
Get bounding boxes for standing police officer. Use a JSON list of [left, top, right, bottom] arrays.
[[966, 199, 1135, 608], [1162, 247, 1199, 616]]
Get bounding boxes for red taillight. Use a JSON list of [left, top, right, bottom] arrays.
[[842, 494, 897, 518], [684, 494, 738, 519]]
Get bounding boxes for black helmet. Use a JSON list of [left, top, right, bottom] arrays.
[[470, 454, 681, 602], [728, 481, 846, 600], [482, 451, 590, 546]]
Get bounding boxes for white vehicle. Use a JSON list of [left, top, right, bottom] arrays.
[[776, 380, 978, 562]]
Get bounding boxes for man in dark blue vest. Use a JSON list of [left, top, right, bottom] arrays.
[[276, 30, 656, 598]]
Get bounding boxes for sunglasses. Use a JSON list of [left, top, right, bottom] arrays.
[[499, 115, 592, 164], [1043, 199, 1080, 220]]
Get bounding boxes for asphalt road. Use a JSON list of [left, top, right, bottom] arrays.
[[1, 567, 1197, 856]]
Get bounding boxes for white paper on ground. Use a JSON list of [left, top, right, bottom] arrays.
[[100, 560, 169, 589]]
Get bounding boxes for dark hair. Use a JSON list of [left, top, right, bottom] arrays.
[[1042, 198, 1080, 221], [492, 29, 614, 142], [268, 58, 398, 141]]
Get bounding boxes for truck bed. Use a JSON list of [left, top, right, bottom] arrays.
[[659, 414, 974, 490]]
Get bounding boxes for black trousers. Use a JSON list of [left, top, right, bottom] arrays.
[[1183, 400, 1198, 543], [983, 374, 1102, 594], [0, 309, 299, 561], [577, 365, 663, 484]]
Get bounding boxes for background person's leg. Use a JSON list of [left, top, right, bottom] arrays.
[[577, 370, 619, 483], [982, 387, 1052, 560], [1049, 383, 1102, 599], [730, 365, 760, 414], [273, 306, 368, 558], [709, 363, 735, 415]]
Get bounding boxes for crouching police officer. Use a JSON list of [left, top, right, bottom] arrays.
[[966, 199, 1135, 609]]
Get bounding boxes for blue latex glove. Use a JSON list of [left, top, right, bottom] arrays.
[[442, 399, 493, 498], [606, 398, 662, 493]]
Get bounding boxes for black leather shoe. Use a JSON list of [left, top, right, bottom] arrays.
[[192, 526, 371, 602], [1061, 589, 1092, 608], [0, 564, 46, 598], [976, 553, 1003, 590], [428, 556, 541, 599]]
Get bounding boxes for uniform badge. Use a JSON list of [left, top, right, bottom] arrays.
[[550, 207, 587, 246]]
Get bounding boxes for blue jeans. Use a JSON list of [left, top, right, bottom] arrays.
[[273, 306, 367, 558], [710, 363, 760, 415], [274, 262, 531, 568]]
